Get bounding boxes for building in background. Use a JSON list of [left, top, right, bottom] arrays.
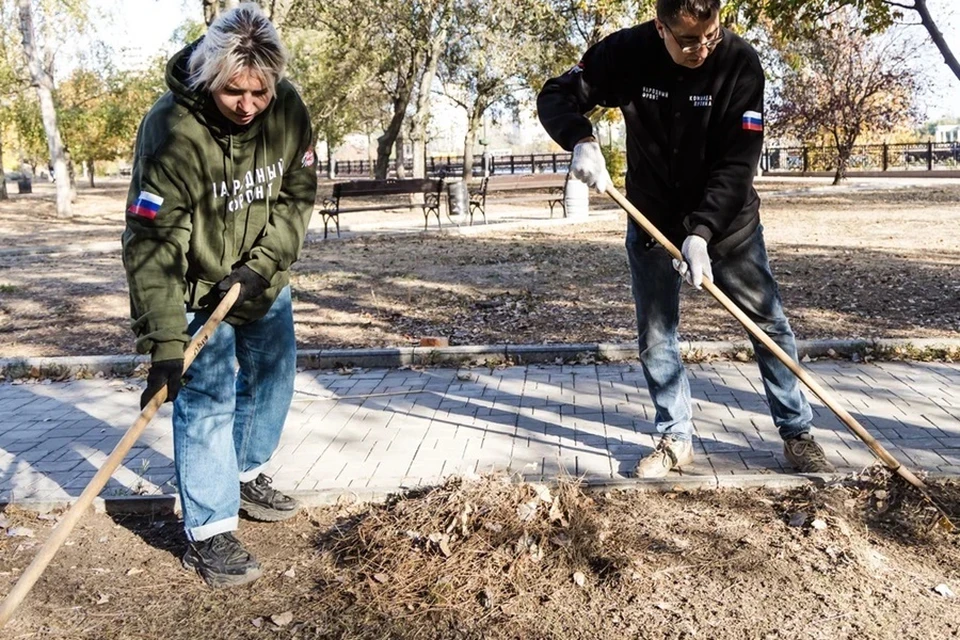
[[935, 123, 960, 143]]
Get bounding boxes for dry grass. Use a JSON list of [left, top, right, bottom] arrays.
[[1, 180, 960, 358], [4, 470, 960, 638]]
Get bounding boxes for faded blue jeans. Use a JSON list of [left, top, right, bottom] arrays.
[[626, 224, 812, 442], [173, 286, 296, 541]]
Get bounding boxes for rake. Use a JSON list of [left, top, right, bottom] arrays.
[[604, 185, 955, 532], [0, 284, 241, 627]]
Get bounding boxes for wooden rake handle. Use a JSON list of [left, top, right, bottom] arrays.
[[603, 186, 930, 491], [0, 284, 241, 628]]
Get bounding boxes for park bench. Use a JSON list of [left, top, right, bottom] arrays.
[[318, 178, 445, 239], [468, 173, 568, 224]]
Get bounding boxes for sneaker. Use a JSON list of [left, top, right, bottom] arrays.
[[240, 473, 300, 522], [784, 433, 836, 473], [634, 436, 694, 478], [182, 532, 262, 588]]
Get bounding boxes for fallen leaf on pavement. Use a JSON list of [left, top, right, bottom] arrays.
[[271, 611, 294, 627]]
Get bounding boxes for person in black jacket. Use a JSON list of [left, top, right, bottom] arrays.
[[538, 0, 835, 478]]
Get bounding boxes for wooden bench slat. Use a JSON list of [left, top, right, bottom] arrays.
[[320, 178, 445, 239], [326, 204, 428, 214], [334, 179, 441, 198], [467, 173, 570, 224]]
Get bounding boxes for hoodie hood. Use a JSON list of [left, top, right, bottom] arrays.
[[123, 45, 318, 357], [165, 39, 272, 148]]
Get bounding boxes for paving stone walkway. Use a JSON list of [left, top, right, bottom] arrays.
[[1, 359, 959, 506]]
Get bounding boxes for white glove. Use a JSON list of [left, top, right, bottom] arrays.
[[672, 235, 713, 289], [570, 140, 611, 193]]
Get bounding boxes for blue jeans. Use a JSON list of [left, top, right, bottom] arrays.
[[173, 286, 296, 541], [626, 224, 812, 442]]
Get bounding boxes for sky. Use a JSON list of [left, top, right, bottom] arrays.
[[93, 0, 960, 121], [916, 0, 960, 119], [89, 0, 202, 69]]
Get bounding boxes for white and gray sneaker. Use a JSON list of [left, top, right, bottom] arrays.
[[784, 433, 835, 473], [634, 436, 694, 478]]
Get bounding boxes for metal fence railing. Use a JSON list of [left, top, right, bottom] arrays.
[[762, 141, 960, 173], [323, 142, 958, 178], [321, 152, 574, 179]]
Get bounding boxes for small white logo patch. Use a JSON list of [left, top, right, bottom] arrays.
[[642, 86, 669, 101]]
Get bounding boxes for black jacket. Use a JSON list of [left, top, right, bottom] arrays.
[[538, 21, 764, 255]]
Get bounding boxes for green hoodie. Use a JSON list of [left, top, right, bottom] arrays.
[[122, 41, 318, 362]]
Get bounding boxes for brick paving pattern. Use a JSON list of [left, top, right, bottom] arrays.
[[1, 360, 959, 503]]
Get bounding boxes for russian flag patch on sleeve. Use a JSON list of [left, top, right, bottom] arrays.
[[742, 110, 763, 132], [127, 191, 164, 220]]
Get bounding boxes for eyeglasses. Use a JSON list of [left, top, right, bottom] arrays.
[[661, 22, 724, 54]]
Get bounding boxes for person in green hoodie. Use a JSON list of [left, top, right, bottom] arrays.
[[122, 3, 317, 588]]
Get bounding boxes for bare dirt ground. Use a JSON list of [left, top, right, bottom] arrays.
[[0, 178, 958, 357], [3, 181, 958, 640], [1, 471, 958, 639]]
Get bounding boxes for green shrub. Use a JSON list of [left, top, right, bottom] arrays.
[[600, 145, 626, 188]]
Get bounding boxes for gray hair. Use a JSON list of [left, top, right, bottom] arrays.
[[188, 3, 287, 95]]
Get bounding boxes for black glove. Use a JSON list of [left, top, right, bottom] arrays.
[[212, 264, 269, 308], [140, 359, 185, 410]]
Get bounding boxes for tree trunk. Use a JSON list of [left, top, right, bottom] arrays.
[[409, 4, 451, 179], [366, 131, 376, 178], [0, 136, 7, 201], [18, 0, 70, 216], [411, 130, 427, 179], [260, 0, 294, 28], [65, 149, 77, 202], [204, 0, 239, 25], [375, 81, 414, 180], [908, 0, 960, 83], [462, 106, 483, 181], [326, 139, 335, 179], [87, 159, 95, 188], [833, 146, 851, 185], [395, 133, 406, 179]]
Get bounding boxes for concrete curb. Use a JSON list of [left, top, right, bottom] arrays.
[[7, 471, 956, 516], [3, 337, 960, 380]]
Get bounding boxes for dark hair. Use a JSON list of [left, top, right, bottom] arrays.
[[656, 0, 721, 25]]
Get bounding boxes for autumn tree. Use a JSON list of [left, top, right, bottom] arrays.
[[519, 0, 654, 91], [58, 54, 165, 187], [441, 0, 557, 179], [768, 10, 921, 184], [17, 0, 83, 214], [10, 88, 48, 168], [727, 0, 959, 83], [288, 0, 454, 179], [283, 24, 382, 176], [0, 0, 30, 200]]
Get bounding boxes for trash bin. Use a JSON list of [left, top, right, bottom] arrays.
[[446, 179, 468, 217], [481, 151, 493, 177], [17, 177, 32, 194], [563, 175, 589, 219]]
